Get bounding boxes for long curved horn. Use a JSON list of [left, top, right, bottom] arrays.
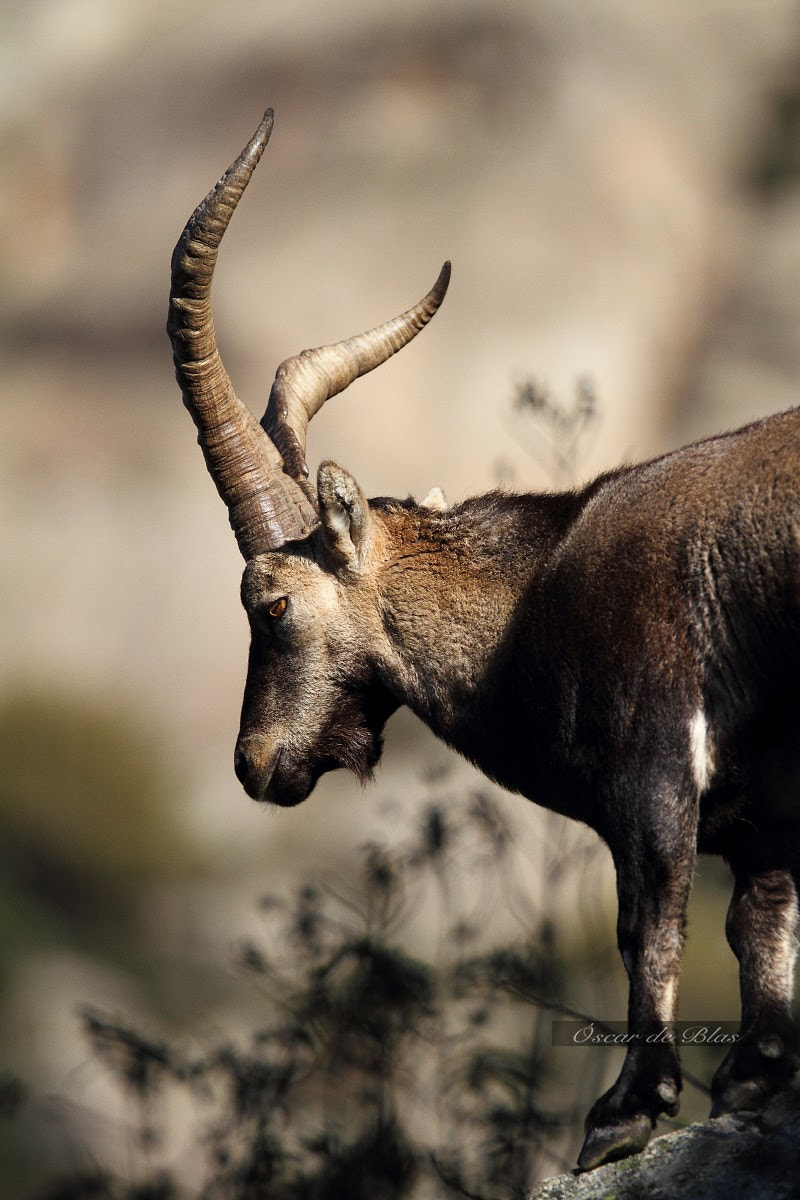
[[169, 110, 450, 556], [263, 261, 451, 482], [167, 110, 318, 559]]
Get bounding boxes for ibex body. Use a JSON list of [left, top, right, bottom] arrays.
[[169, 113, 800, 1171]]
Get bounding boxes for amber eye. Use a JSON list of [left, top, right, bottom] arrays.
[[267, 597, 288, 619]]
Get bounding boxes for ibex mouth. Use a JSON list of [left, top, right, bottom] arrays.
[[260, 760, 319, 809]]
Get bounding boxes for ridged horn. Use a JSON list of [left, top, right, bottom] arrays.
[[263, 261, 451, 482], [167, 110, 318, 559], [169, 110, 451, 557]]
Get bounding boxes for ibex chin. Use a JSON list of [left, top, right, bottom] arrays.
[[168, 111, 800, 1171]]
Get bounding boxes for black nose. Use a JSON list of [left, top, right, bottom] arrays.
[[233, 744, 249, 785], [234, 737, 280, 799]]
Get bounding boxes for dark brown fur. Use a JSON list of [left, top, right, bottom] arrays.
[[234, 412, 800, 1170], [171, 117, 800, 1172]]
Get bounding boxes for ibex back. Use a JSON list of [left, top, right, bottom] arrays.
[[168, 112, 800, 1171]]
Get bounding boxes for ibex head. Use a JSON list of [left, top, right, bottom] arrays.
[[168, 111, 450, 806]]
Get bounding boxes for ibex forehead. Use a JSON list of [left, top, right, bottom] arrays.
[[240, 551, 321, 610]]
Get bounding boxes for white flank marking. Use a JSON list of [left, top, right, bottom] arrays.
[[689, 709, 713, 793]]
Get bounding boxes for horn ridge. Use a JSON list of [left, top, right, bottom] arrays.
[[167, 110, 319, 559], [264, 261, 451, 482], [169, 111, 451, 556]]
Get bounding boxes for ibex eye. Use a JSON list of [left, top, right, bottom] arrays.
[[267, 597, 288, 619]]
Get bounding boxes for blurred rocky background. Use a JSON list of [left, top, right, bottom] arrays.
[[1, 0, 800, 1194]]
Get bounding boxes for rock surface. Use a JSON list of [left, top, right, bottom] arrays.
[[530, 1084, 800, 1200]]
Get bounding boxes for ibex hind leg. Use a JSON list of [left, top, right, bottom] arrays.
[[711, 837, 800, 1117]]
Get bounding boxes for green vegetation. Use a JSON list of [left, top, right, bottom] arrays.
[[0, 689, 188, 990]]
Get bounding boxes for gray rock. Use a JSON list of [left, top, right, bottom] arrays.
[[529, 1083, 800, 1200]]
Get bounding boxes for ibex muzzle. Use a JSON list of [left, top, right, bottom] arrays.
[[169, 113, 800, 1172]]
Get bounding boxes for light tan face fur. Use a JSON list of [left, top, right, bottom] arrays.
[[234, 462, 399, 806]]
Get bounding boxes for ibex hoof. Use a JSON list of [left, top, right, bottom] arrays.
[[709, 1078, 766, 1117], [710, 1031, 799, 1117], [577, 1112, 653, 1172]]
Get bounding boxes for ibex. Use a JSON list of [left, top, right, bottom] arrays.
[[168, 112, 800, 1171]]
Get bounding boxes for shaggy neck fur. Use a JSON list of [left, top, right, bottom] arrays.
[[374, 489, 585, 792]]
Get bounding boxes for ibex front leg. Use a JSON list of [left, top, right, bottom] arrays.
[[710, 855, 799, 1116], [578, 782, 697, 1171]]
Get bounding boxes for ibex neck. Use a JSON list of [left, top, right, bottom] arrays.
[[377, 490, 582, 791]]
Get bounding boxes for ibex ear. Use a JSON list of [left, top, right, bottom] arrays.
[[317, 461, 373, 571]]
